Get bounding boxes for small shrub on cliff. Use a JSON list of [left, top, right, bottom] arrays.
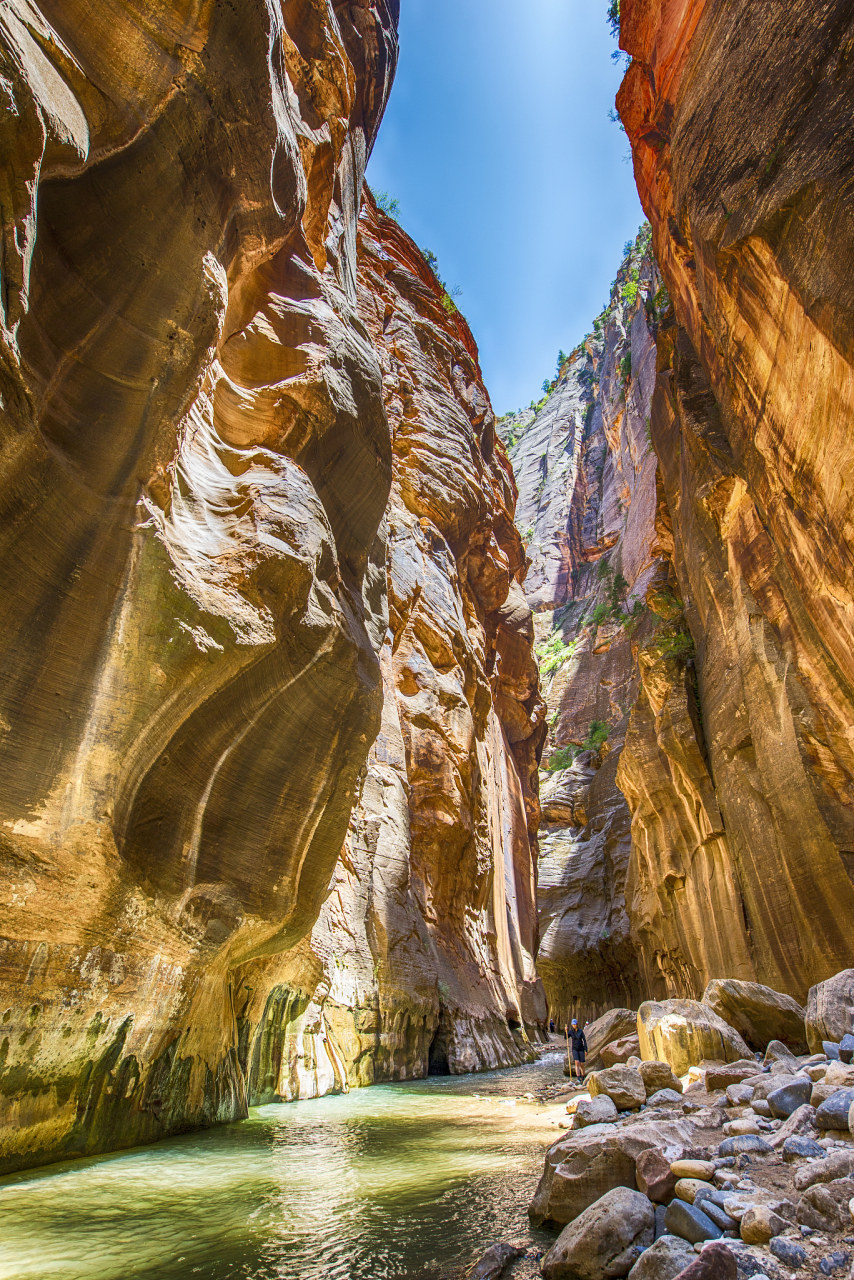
[[621, 267, 640, 305], [619, 351, 632, 387], [584, 720, 609, 753], [548, 745, 577, 772], [607, 0, 620, 40], [536, 631, 577, 674], [590, 601, 611, 626], [372, 188, 400, 220]]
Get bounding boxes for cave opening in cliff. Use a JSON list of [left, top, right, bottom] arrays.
[[427, 1009, 451, 1076]]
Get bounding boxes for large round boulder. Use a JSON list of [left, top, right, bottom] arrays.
[[602, 1036, 642, 1068], [589, 1065, 647, 1111], [582, 1009, 642, 1074], [639, 1061, 683, 1098], [541, 1186, 654, 1280], [805, 969, 854, 1054], [702, 978, 807, 1053], [637, 999, 751, 1076]]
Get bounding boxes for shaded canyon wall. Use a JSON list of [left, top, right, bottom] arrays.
[[0, 0, 545, 1176]]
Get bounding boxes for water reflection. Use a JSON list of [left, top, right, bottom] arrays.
[[0, 1053, 564, 1280]]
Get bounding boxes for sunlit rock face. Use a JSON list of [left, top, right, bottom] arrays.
[[616, 0, 854, 997], [0, 0, 399, 1174], [503, 240, 668, 1025], [236, 195, 548, 1099]]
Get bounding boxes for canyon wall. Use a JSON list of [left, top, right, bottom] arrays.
[[0, 0, 544, 1175], [513, 0, 854, 1024]]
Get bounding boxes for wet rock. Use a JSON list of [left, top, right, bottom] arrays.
[[739, 1207, 786, 1245], [816, 1090, 854, 1132], [718, 1137, 773, 1158], [806, 973, 854, 1056], [796, 1178, 854, 1233], [768, 1238, 807, 1270], [702, 981, 808, 1056], [642, 1063, 684, 1098], [637, 1149, 679, 1203], [767, 1079, 813, 1119], [469, 1242, 526, 1279], [589, 1066, 647, 1112], [576, 1097, 620, 1128], [782, 1135, 826, 1161], [794, 1150, 854, 1191], [638, 1002, 752, 1077], [665, 1200, 723, 1245], [541, 1187, 654, 1280], [627, 1236, 696, 1280], [671, 1242, 737, 1280]]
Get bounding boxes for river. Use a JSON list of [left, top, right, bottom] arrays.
[[0, 1048, 569, 1280]]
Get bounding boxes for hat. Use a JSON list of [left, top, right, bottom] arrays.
[[571, 1018, 578, 1025]]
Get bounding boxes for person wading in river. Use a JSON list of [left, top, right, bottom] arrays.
[[566, 1018, 587, 1083]]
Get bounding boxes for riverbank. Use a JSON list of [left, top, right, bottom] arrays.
[[0, 1047, 571, 1280]]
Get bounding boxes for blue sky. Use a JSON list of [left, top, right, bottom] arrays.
[[366, 0, 644, 414]]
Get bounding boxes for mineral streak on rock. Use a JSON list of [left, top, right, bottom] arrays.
[[234, 193, 548, 1097], [616, 0, 854, 996]]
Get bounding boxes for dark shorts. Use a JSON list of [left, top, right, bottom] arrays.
[[572, 1050, 586, 1062]]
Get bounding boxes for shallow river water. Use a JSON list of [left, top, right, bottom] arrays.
[[0, 1050, 567, 1280]]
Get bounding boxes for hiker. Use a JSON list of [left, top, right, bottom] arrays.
[[568, 1017, 587, 1082]]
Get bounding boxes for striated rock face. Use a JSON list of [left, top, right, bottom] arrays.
[[502, 233, 669, 1024], [0, 0, 545, 1173], [615, 0, 854, 998], [235, 195, 548, 1097]]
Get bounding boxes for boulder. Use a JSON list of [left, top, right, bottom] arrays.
[[739, 1206, 786, 1244], [671, 1160, 715, 1181], [664, 1200, 722, 1244], [769, 1238, 807, 1270], [750, 1100, 771, 1118], [767, 1078, 812, 1118], [815, 1088, 854, 1131], [541, 1187, 654, 1280], [704, 1063, 761, 1092], [529, 1118, 693, 1225], [627, 1235, 696, 1280], [767, 1103, 817, 1149], [781, 1134, 826, 1161], [824, 1041, 842, 1060], [796, 1178, 854, 1233], [649, 1089, 685, 1107], [469, 1242, 526, 1279], [763, 1040, 802, 1071], [726, 1084, 754, 1106], [840, 1034, 854, 1065], [603, 1036, 643, 1068], [693, 1198, 737, 1232], [584, 1010, 644, 1073], [590, 1066, 647, 1112], [717, 1135, 773, 1157], [638, 1002, 752, 1077], [723, 1118, 760, 1137], [702, 979, 808, 1054], [637, 1148, 679, 1203], [576, 1096, 620, 1128], [817, 1251, 850, 1276], [794, 1149, 854, 1191], [675, 1178, 712, 1205], [850, 1096, 854, 1135], [670, 1242, 737, 1280], [806, 971, 854, 1054], [641, 1062, 684, 1098]]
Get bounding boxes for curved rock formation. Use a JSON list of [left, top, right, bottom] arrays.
[[0, 0, 545, 1174]]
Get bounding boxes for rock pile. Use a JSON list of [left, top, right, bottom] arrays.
[[526, 977, 854, 1280]]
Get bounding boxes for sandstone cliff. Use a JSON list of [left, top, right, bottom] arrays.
[[0, 0, 545, 1174], [514, 0, 854, 1025], [614, 0, 854, 999]]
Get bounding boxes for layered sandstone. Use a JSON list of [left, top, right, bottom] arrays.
[[236, 195, 548, 1098], [0, 0, 545, 1175], [615, 0, 854, 998]]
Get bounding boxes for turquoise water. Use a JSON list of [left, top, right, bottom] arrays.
[[0, 1052, 564, 1280]]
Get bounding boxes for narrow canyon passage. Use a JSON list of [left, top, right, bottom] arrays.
[[2, 1, 854, 1279]]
